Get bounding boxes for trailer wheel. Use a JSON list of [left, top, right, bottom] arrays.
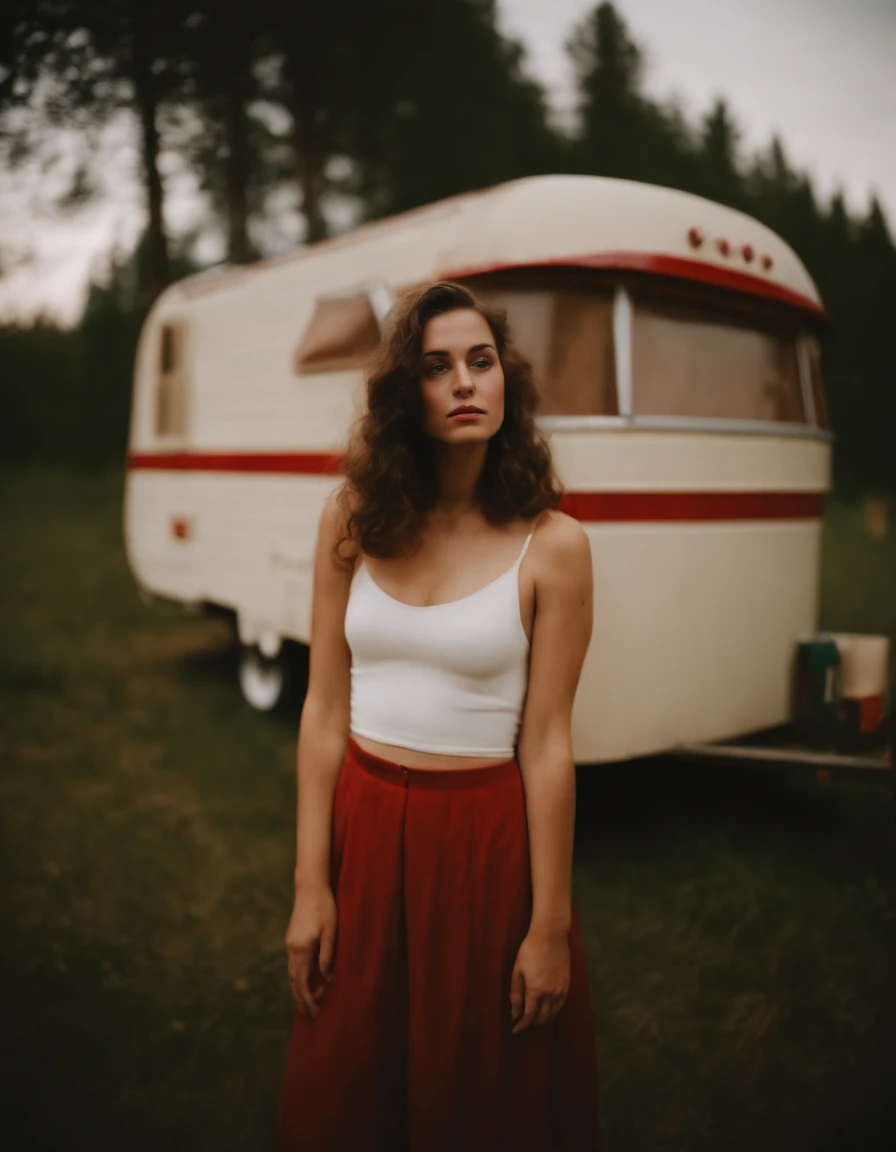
[[237, 641, 306, 715]]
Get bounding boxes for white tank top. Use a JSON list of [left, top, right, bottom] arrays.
[[344, 515, 544, 756]]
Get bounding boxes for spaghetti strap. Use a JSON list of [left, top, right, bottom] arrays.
[[513, 510, 548, 570]]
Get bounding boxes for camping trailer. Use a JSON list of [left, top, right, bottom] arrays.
[[123, 174, 832, 763]]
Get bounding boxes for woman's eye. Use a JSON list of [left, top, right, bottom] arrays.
[[427, 363, 448, 375], [472, 358, 491, 370]]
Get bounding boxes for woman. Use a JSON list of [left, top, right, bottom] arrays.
[[277, 281, 600, 1151]]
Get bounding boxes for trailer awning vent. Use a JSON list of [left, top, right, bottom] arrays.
[[294, 295, 381, 374]]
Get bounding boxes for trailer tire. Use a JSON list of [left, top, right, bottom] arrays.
[[237, 640, 307, 715]]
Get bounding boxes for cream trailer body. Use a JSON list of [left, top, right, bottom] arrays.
[[124, 175, 831, 763]]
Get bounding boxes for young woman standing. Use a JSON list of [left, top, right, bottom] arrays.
[[276, 282, 600, 1151]]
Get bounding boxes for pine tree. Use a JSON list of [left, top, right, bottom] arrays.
[[697, 99, 743, 208]]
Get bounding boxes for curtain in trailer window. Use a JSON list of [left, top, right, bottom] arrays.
[[631, 301, 806, 423], [546, 292, 616, 416], [805, 335, 830, 429], [470, 285, 617, 416]]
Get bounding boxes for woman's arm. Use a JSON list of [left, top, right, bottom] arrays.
[[286, 487, 356, 1018], [509, 512, 593, 1034], [293, 488, 356, 889], [293, 700, 350, 890], [516, 512, 593, 934]]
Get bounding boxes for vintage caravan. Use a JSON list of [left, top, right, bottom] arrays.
[[124, 174, 831, 763]]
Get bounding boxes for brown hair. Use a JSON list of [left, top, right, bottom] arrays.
[[334, 281, 563, 561]]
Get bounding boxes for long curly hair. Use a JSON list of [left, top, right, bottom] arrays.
[[334, 281, 563, 562]]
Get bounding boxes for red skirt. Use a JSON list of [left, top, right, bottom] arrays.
[[276, 736, 601, 1151]]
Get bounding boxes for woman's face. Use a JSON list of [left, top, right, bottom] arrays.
[[418, 308, 505, 443]]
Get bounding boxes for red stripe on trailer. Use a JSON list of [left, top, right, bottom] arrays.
[[558, 490, 824, 522], [126, 452, 824, 521], [127, 451, 344, 474], [439, 252, 830, 322]]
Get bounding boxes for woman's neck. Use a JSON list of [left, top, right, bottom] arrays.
[[431, 440, 487, 515]]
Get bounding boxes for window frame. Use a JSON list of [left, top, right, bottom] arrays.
[[618, 275, 834, 437], [613, 286, 632, 418], [536, 413, 832, 441], [451, 267, 832, 440]]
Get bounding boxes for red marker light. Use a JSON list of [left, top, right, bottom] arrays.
[[171, 517, 191, 540], [716, 238, 731, 256], [742, 243, 755, 262], [760, 253, 774, 270], [688, 226, 704, 248]]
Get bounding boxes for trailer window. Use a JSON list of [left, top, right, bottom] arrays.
[[631, 299, 805, 423], [294, 296, 380, 374], [155, 322, 187, 437], [464, 284, 617, 416]]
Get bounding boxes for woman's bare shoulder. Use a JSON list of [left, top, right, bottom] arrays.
[[320, 484, 362, 564], [535, 507, 587, 544], [532, 509, 591, 576]]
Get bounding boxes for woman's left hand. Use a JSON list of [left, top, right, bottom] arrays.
[[509, 924, 570, 1036]]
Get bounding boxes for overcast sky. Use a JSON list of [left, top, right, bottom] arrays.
[[501, 0, 896, 209], [1, 0, 894, 325]]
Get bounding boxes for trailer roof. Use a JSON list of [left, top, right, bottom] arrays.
[[166, 175, 825, 318]]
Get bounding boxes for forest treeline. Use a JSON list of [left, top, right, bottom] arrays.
[[1, 2, 893, 492]]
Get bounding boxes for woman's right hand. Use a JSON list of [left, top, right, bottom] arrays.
[[285, 883, 338, 1019]]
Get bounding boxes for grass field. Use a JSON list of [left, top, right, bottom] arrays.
[[1, 466, 894, 1152]]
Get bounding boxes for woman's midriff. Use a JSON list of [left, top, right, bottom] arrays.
[[349, 730, 514, 771]]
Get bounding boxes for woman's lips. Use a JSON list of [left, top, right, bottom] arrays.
[[450, 411, 484, 420]]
